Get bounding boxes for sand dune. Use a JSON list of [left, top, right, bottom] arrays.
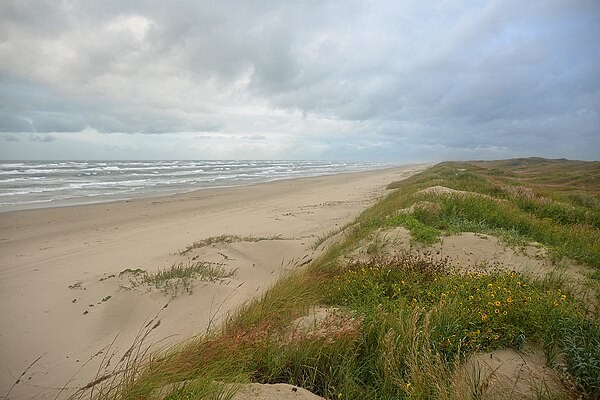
[[0, 165, 427, 399]]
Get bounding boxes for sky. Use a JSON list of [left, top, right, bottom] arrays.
[[0, 0, 599, 162]]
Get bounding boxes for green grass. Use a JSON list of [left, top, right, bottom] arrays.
[[87, 158, 600, 400], [387, 212, 441, 244], [327, 256, 581, 354], [383, 159, 600, 267]]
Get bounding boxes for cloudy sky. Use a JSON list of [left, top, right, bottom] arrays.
[[0, 0, 599, 161]]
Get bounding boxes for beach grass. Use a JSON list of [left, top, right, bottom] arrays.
[[310, 223, 352, 250], [86, 158, 600, 400], [178, 234, 286, 256], [122, 261, 237, 296], [383, 158, 600, 267]]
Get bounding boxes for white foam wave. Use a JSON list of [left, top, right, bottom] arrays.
[[0, 160, 391, 210]]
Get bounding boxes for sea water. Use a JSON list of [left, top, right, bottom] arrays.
[[0, 160, 391, 211]]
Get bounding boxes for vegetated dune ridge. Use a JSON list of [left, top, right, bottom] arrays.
[[70, 157, 599, 400], [0, 164, 428, 400]]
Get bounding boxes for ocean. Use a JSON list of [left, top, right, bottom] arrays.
[[0, 160, 392, 211]]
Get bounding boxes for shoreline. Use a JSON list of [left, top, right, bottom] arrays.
[[0, 162, 399, 214], [0, 164, 428, 399]]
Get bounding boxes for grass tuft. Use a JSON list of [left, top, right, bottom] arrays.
[[311, 223, 352, 250], [124, 261, 236, 296], [178, 234, 286, 255]]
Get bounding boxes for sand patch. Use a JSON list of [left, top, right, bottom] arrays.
[[348, 228, 595, 309], [417, 185, 497, 200], [353, 227, 590, 285], [431, 233, 548, 273], [231, 383, 324, 400], [418, 185, 468, 196], [285, 306, 362, 344], [461, 346, 566, 399], [430, 233, 594, 302], [153, 381, 324, 400]]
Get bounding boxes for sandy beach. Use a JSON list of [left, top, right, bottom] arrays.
[[0, 165, 427, 399]]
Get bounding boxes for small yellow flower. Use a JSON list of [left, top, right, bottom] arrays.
[[406, 382, 411, 390], [507, 297, 512, 303], [495, 309, 500, 314], [338, 393, 342, 398], [495, 301, 501, 306], [561, 295, 567, 301], [481, 313, 487, 320]]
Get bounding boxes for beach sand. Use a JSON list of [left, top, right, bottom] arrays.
[[0, 165, 427, 399]]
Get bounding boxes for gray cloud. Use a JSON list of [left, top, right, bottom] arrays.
[[28, 134, 56, 142], [0, 0, 598, 161], [0, 133, 20, 142], [243, 134, 267, 141]]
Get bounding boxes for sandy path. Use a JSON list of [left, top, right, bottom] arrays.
[[0, 165, 426, 399]]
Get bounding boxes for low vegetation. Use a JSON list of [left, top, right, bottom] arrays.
[[86, 158, 599, 400], [178, 234, 286, 255], [122, 262, 237, 296], [385, 158, 600, 267], [311, 223, 352, 250]]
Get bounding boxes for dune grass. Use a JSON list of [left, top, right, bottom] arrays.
[[178, 234, 286, 255], [310, 223, 353, 250], [86, 158, 600, 400], [384, 159, 600, 267], [123, 261, 237, 296]]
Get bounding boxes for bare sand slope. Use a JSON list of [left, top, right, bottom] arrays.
[[0, 165, 426, 399]]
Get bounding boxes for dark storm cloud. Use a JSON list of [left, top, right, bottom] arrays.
[[0, 0, 598, 160]]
